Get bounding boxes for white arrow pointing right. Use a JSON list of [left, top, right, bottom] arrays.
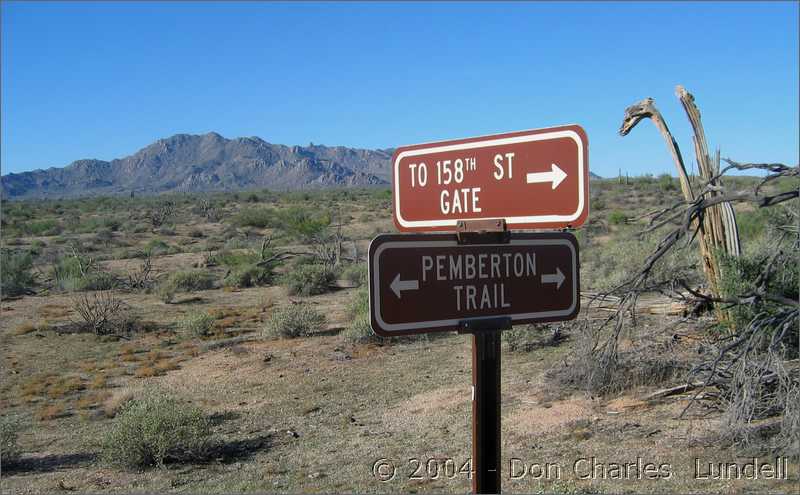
[[526, 163, 568, 189], [541, 267, 565, 290]]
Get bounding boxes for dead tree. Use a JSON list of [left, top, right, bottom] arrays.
[[620, 86, 741, 321]]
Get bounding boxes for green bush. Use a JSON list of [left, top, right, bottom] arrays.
[[179, 312, 215, 338], [101, 391, 212, 469], [1, 250, 35, 297], [347, 287, 369, 319], [280, 264, 335, 296], [51, 255, 118, 292], [718, 249, 799, 331], [1, 415, 22, 466], [608, 210, 628, 225], [24, 218, 61, 236], [75, 216, 121, 234], [263, 304, 326, 339], [657, 173, 677, 192], [224, 264, 273, 288], [209, 250, 275, 288], [342, 317, 378, 344], [277, 207, 330, 241], [158, 270, 216, 303], [341, 263, 368, 287], [233, 208, 277, 229], [342, 287, 381, 344], [584, 232, 699, 292], [80, 271, 119, 291], [144, 239, 178, 256]]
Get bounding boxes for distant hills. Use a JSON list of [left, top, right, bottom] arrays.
[[1, 132, 602, 200]]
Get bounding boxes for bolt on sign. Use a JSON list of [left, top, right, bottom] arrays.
[[368, 232, 579, 336], [392, 124, 589, 232]]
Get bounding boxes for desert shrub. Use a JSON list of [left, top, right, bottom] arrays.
[[179, 312, 215, 338], [718, 250, 799, 331], [210, 250, 274, 288], [101, 391, 212, 469], [224, 264, 273, 288], [24, 218, 61, 236], [341, 263, 368, 287], [608, 210, 628, 225], [276, 206, 331, 241], [778, 383, 800, 452], [144, 239, 178, 256], [80, 271, 119, 291], [158, 270, 215, 303], [148, 201, 175, 229], [233, 207, 276, 228], [585, 232, 699, 292], [280, 264, 335, 296], [51, 252, 108, 292], [1, 415, 22, 466], [347, 287, 370, 320], [342, 317, 378, 344], [342, 288, 381, 344], [72, 291, 137, 335], [263, 304, 326, 339], [75, 215, 122, 234], [28, 239, 47, 256], [657, 173, 677, 191], [1, 250, 35, 297]]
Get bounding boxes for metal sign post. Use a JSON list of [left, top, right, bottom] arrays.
[[458, 220, 509, 494], [470, 328, 503, 494]]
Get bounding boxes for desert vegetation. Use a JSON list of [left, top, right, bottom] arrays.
[[0, 157, 797, 492]]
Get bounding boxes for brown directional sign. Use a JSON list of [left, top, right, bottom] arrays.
[[368, 232, 579, 336], [391, 124, 589, 232]]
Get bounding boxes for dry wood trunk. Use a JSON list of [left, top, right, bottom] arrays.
[[620, 86, 741, 322]]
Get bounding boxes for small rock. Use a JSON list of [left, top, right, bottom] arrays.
[[286, 429, 299, 438]]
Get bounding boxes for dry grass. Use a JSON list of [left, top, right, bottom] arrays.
[[76, 391, 112, 410], [154, 359, 180, 373], [88, 374, 108, 390], [78, 360, 98, 372], [38, 303, 71, 319], [46, 376, 84, 399], [213, 316, 240, 331], [12, 322, 39, 335], [35, 402, 67, 421], [133, 366, 160, 378], [102, 389, 135, 418], [20, 374, 57, 399]]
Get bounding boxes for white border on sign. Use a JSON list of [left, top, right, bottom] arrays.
[[372, 238, 577, 333], [393, 129, 586, 229]]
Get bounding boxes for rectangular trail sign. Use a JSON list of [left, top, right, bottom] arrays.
[[392, 124, 589, 232], [368, 232, 580, 336]]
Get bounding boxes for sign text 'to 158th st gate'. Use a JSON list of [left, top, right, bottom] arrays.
[[392, 124, 589, 232]]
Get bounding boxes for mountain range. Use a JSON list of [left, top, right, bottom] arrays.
[[1, 132, 601, 199]]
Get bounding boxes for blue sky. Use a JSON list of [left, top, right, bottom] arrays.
[[2, 1, 798, 177]]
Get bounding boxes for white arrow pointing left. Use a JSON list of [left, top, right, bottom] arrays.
[[526, 163, 568, 189], [390, 273, 419, 299]]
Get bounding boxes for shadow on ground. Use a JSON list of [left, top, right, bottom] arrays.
[[3, 452, 97, 475]]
